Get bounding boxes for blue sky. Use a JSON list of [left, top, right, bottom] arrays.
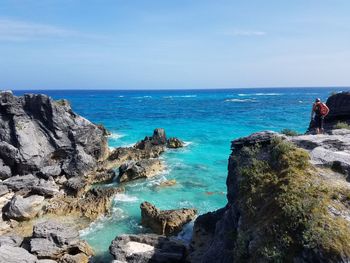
[[0, 0, 349, 89]]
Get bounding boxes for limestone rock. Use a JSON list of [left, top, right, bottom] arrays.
[[109, 234, 187, 263], [0, 234, 23, 247], [0, 184, 9, 197], [118, 160, 163, 183], [140, 201, 197, 236], [166, 138, 184, 149], [0, 245, 38, 263], [4, 194, 45, 221], [30, 220, 93, 260], [0, 92, 108, 179]]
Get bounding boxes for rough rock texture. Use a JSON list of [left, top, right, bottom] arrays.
[[167, 138, 184, 149], [43, 187, 123, 220], [291, 129, 350, 181], [189, 131, 350, 262], [4, 194, 45, 221], [118, 159, 163, 183], [29, 220, 93, 261], [109, 234, 187, 263], [308, 92, 350, 133], [140, 201, 197, 236], [325, 92, 350, 123], [0, 245, 38, 263], [0, 91, 108, 179], [0, 234, 23, 247]]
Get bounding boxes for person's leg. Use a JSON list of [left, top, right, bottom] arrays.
[[320, 116, 324, 134], [315, 116, 321, 134]]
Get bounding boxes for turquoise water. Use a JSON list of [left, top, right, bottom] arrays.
[[14, 88, 347, 261]]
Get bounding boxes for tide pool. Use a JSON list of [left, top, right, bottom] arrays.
[[13, 88, 346, 261]]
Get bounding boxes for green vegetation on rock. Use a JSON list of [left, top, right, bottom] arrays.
[[334, 122, 350, 130], [280, 128, 299, 136], [233, 137, 350, 262]]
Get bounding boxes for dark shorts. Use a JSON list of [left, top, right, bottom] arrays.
[[314, 115, 324, 129]]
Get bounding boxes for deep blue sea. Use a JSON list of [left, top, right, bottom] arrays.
[[13, 88, 348, 260]]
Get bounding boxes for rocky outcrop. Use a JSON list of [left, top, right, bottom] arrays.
[[0, 91, 108, 179], [140, 202, 197, 236], [0, 245, 38, 263], [325, 92, 350, 123], [109, 234, 187, 263], [167, 138, 184, 149], [0, 234, 23, 247], [189, 131, 350, 262], [118, 159, 164, 183], [44, 186, 123, 220], [29, 220, 93, 261], [308, 92, 350, 133], [290, 129, 350, 181], [4, 194, 45, 221]]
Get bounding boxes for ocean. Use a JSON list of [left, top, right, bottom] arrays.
[[13, 87, 347, 260]]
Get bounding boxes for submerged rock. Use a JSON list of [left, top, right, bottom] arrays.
[[140, 201, 197, 236], [4, 194, 45, 221], [109, 234, 187, 263], [118, 159, 163, 183]]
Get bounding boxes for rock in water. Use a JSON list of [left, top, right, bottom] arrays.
[[0, 91, 108, 178], [152, 128, 167, 145], [118, 159, 163, 183], [0, 245, 38, 263], [140, 201, 197, 236], [4, 194, 45, 221], [109, 234, 187, 263], [167, 138, 184, 148]]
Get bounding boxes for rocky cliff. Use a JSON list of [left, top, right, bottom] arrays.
[[189, 93, 350, 263], [0, 91, 108, 179]]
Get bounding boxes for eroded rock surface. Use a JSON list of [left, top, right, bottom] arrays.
[[140, 201, 197, 236], [29, 220, 93, 261], [118, 159, 163, 183], [0, 91, 108, 179], [109, 234, 187, 263]]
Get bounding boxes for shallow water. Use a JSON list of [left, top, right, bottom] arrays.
[[14, 88, 346, 260]]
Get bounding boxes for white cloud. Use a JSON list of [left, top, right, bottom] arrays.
[[0, 18, 96, 41], [222, 30, 266, 37]]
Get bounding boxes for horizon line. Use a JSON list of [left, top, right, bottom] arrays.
[[7, 86, 350, 92]]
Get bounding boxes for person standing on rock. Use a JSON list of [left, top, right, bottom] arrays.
[[311, 98, 329, 134]]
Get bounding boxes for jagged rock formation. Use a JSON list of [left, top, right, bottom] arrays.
[[140, 201, 197, 236], [189, 131, 350, 262], [0, 92, 119, 234], [308, 92, 350, 133], [0, 91, 108, 178], [109, 234, 187, 263], [0, 220, 93, 263], [118, 159, 164, 183]]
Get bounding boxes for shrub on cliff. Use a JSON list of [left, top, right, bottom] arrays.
[[234, 137, 350, 262], [334, 121, 350, 130], [281, 128, 299, 136]]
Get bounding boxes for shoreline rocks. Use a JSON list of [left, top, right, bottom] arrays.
[[109, 234, 187, 263], [140, 202, 197, 236], [118, 159, 164, 183]]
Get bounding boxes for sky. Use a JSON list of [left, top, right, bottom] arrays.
[[0, 0, 349, 90]]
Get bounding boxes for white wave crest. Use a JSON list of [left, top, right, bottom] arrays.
[[225, 99, 256, 103], [114, 193, 139, 203], [238, 93, 282, 96], [163, 95, 197, 98], [109, 133, 125, 140]]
